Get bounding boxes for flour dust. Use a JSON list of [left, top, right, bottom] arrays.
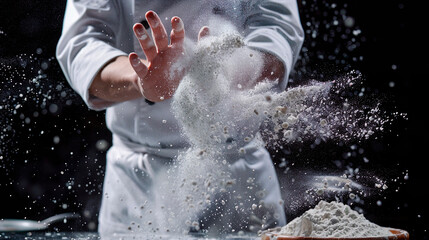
[[173, 33, 401, 149], [159, 26, 404, 234]]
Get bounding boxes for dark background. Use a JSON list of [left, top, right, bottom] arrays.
[[0, 0, 426, 239]]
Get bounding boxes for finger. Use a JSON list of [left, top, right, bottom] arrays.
[[133, 23, 157, 62], [198, 26, 210, 41], [170, 16, 185, 48], [146, 11, 169, 52], [129, 53, 148, 79]]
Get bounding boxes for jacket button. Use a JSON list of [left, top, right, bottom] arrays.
[[145, 99, 155, 105], [140, 19, 150, 29]]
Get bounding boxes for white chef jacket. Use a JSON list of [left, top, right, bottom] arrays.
[[56, 0, 304, 236]]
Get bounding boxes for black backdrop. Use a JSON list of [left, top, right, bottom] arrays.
[[0, 0, 427, 239]]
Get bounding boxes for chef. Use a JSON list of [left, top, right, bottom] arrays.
[[56, 0, 304, 236]]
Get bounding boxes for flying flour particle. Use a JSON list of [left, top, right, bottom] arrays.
[[173, 32, 393, 152], [164, 27, 403, 234]]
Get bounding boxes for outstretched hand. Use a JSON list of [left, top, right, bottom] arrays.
[[129, 11, 209, 102]]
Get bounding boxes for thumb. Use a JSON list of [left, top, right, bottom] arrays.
[[129, 53, 149, 97], [129, 53, 148, 79]]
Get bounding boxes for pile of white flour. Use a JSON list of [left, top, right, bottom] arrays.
[[278, 201, 394, 237]]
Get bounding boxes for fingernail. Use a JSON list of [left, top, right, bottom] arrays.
[[173, 17, 184, 31], [136, 27, 147, 40], [135, 25, 144, 34], [147, 12, 159, 28], [131, 56, 140, 67], [146, 11, 155, 19], [202, 26, 209, 34]]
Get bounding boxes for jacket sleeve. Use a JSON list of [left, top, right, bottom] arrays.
[[243, 0, 304, 90], [56, 0, 130, 110]]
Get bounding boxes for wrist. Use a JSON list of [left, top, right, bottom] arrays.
[[90, 56, 144, 102], [132, 75, 146, 99]]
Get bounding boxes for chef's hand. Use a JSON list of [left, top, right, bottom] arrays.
[[129, 11, 209, 102], [88, 11, 208, 104]]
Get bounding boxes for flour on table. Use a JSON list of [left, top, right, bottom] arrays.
[[278, 200, 394, 238]]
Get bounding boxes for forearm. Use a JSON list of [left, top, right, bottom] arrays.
[[89, 56, 143, 103]]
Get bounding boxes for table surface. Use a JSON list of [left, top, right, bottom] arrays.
[[0, 231, 261, 240]]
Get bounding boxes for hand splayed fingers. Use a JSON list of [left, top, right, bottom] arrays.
[[128, 11, 187, 102]]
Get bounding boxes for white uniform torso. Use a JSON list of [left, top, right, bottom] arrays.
[[107, 0, 274, 151], [107, 0, 246, 152], [56, 0, 304, 236]]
